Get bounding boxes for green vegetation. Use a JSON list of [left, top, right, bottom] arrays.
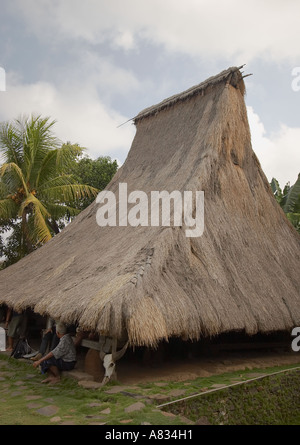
[[0, 354, 299, 425], [271, 174, 300, 233], [168, 370, 300, 425], [71, 155, 118, 209], [0, 115, 118, 268], [0, 116, 97, 260], [0, 354, 186, 425]]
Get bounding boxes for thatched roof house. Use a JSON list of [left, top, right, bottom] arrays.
[[0, 66, 299, 347]]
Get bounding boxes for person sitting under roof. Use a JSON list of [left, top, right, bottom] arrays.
[[32, 322, 76, 384], [30, 317, 59, 361], [5, 307, 27, 351]]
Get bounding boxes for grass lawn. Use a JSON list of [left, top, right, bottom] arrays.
[[0, 353, 300, 426]]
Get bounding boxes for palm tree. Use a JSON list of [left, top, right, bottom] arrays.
[[0, 115, 98, 256]]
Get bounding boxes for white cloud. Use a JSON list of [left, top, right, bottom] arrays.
[[10, 0, 300, 62], [248, 106, 300, 187], [80, 51, 140, 96], [0, 74, 136, 160], [2, 0, 300, 188], [1, 77, 298, 189]]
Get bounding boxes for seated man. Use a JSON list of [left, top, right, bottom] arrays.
[[33, 322, 76, 384]]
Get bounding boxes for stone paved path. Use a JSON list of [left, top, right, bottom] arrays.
[[0, 353, 194, 425]]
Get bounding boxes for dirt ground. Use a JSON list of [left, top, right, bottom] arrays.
[[2, 323, 299, 385], [82, 347, 300, 385]]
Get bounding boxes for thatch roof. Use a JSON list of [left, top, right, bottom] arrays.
[[0, 66, 299, 347]]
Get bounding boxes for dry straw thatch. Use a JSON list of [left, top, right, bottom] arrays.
[[0, 67, 299, 347]]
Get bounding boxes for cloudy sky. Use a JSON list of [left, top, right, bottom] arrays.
[[0, 0, 299, 187]]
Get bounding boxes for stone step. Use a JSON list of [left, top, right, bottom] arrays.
[[63, 369, 94, 382]]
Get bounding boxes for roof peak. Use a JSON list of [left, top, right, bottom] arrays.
[[134, 65, 246, 123]]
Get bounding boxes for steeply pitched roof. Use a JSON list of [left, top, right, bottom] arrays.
[[134, 65, 245, 122], [0, 67, 299, 347]]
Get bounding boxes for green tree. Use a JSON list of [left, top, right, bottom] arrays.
[[0, 115, 98, 264], [0, 220, 25, 267], [72, 155, 118, 209], [271, 174, 300, 233]]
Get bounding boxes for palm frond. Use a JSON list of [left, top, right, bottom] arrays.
[[35, 143, 83, 188], [0, 179, 10, 199], [37, 173, 77, 191], [0, 198, 18, 220], [35, 149, 59, 188], [22, 115, 60, 184], [39, 182, 98, 203], [282, 173, 300, 214], [19, 193, 52, 244], [270, 177, 282, 204], [19, 193, 50, 220], [0, 120, 24, 166], [0, 162, 28, 194], [32, 204, 52, 244], [44, 202, 81, 220]]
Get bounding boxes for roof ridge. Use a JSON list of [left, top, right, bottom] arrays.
[[134, 65, 245, 122]]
